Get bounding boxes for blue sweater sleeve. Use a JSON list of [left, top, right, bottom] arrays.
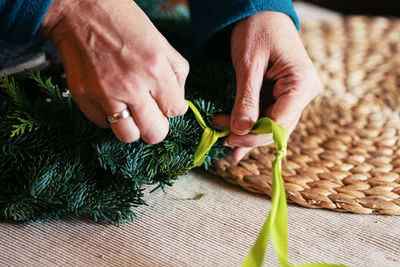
[[0, 0, 52, 44], [188, 0, 299, 52]]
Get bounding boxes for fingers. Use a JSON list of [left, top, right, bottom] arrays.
[[223, 72, 318, 149], [212, 113, 273, 147], [77, 88, 171, 144], [224, 133, 274, 148], [101, 101, 141, 143], [230, 60, 266, 135], [151, 58, 188, 118], [106, 53, 187, 144], [127, 94, 169, 144], [72, 55, 185, 145], [72, 91, 109, 128], [230, 12, 270, 136], [213, 114, 272, 163], [222, 71, 319, 157], [232, 147, 253, 163], [168, 50, 190, 89], [52, 0, 191, 146], [212, 113, 274, 163], [219, 11, 321, 163], [270, 69, 320, 132]]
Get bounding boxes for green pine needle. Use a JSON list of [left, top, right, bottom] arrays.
[[0, 0, 237, 225]]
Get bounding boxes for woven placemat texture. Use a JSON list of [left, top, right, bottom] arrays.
[[210, 16, 400, 215]]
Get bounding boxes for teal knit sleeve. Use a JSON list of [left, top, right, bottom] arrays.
[[0, 0, 52, 44], [188, 0, 299, 52]]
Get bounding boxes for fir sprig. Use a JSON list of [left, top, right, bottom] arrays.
[[0, 0, 237, 224]]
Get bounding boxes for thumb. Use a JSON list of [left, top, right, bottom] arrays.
[[231, 62, 266, 135]]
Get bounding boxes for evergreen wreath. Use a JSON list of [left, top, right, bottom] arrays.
[[0, 1, 240, 225]]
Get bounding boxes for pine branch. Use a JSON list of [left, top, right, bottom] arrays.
[[0, 2, 234, 224], [0, 71, 230, 224]]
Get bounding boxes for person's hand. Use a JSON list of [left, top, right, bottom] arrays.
[[40, 0, 189, 143], [213, 11, 320, 162]]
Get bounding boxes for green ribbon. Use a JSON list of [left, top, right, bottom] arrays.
[[187, 100, 346, 267], [187, 100, 231, 167]]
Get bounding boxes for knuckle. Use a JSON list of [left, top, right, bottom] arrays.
[[165, 110, 176, 118], [70, 86, 87, 100], [144, 53, 163, 74], [284, 66, 321, 100], [177, 58, 190, 76], [235, 53, 263, 73], [175, 106, 188, 117], [179, 101, 189, 114], [237, 93, 257, 109], [299, 68, 322, 98], [171, 51, 189, 70], [161, 100, 187, 118], [164, 108, 180, 118]]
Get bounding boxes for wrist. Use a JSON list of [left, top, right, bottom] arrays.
[[39, 0, 84, 42], [39, 0, 149, 47]]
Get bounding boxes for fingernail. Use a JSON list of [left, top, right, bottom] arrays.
[[232, 116, 251, 133]]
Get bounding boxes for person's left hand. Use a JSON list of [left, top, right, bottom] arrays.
[[212, 11, 320, 162]]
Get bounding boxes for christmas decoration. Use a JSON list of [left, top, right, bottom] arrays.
[[0, 2, 346, 266], [0, 0, 237, 225], [0, 61, 236, 224]]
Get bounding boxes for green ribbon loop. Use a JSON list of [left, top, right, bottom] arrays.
[[186, 100, 345, 267], [187, 100, 231, 167]]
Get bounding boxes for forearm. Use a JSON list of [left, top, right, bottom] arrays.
[[0, 0, 52, 44]]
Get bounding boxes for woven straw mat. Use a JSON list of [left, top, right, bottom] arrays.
[[210, 16, 400, 215]]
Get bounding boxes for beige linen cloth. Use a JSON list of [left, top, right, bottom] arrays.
[[1, 3, 399, 266]]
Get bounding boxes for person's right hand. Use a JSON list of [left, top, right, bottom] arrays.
[[40, 0, 189, 143]]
